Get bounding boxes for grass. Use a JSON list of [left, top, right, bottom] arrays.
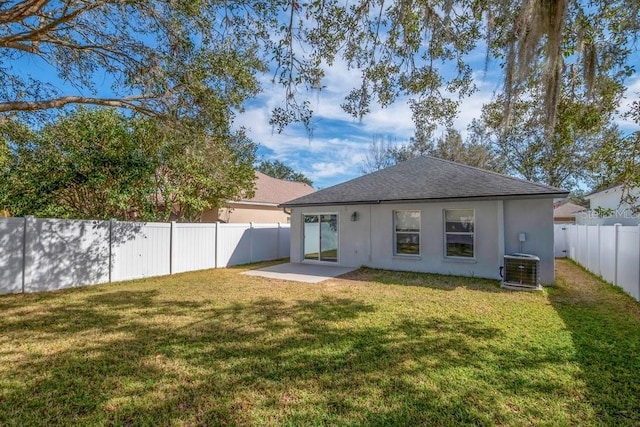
[[1, 259, 639, 426]]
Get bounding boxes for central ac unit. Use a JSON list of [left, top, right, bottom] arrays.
[[502, 253, 541, 291]]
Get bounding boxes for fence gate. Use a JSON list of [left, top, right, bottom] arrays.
[[554, 224, 568, 258]]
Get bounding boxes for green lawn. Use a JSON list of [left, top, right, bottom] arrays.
[[1, 259, 639, 426]]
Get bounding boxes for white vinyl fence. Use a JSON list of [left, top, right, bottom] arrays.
[[0, 217, 290, 295], [555, 224, 640, 301]]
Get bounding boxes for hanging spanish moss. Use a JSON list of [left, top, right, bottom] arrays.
[[501, 0, 569, 135]]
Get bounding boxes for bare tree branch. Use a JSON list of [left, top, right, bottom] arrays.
[[0, 0, 49, 24], [1, 1, 106, 45]]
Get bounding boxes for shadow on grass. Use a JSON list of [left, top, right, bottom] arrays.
[[0, 273, 605, 426], [342, 266, 504, 293], [549, 260, 640, 425]]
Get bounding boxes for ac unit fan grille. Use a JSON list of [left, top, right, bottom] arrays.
[[502, 254, 540, 290]]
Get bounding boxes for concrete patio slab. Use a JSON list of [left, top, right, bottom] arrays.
[[242, 263, 357, 284]]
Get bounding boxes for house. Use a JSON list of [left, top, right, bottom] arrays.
[[201, 172, 314, 223], [576, 185, 640, 225], [281, 157, 568, 285], [553, 201, 587, 223]]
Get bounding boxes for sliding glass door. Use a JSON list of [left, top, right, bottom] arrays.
[[303, 214, 338, 262]]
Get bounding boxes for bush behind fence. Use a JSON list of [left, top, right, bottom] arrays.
[[0, 217, 290, 295]]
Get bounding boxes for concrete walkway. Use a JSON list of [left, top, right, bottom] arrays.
[[242, 263, 357, 284]]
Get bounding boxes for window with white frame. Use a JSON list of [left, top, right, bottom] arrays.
[[394, 210, 420, 255], [444, 209, 475, 258]]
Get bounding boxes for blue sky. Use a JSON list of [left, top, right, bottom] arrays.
[[236, 54, 640, 189]]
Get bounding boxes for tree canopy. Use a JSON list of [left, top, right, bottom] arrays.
[[257, 159, 313, 187], [2, 1, 638, 137], [0, 108, 256, 221], [0, 0, 264, 128]]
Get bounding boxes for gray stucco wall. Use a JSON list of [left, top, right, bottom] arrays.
[[503, 198, 555, 284], [290, 197, 556, 285]]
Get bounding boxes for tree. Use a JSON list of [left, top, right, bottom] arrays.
[[360, 129, 504, 174], [430, 129, 505, 173], [156, 126, 257, 221], [257, 160, 313, 187], [0, 108, 256, 221], [470, 67, 622, 189], [359, 135, 396, 174], [266, 0, 639, 144], [589, 97, 640, 208], [387, 135, 434, 165], [0, 120, 37, 215], [0, 0, 264, 127], [1, 109, 163, 219], [389, 129, 504, 172]]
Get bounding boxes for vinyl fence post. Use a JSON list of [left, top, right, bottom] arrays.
[[170, 221, 176, 274], [637, 224, 640, 299], [249, 222, 254, 264], [21, 216, 28, 294], [596, 224, 601, 276], [614, 223, 620, 286], [277, 222, 281, 259], [108, 219, 115, 283], [585, 224, 590, 270], [570, 225, 575, 260], [214, 222, 219, 269], [573, 225, 583, 264]]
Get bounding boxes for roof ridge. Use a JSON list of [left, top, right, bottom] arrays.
[[423, 156, 566, 192]]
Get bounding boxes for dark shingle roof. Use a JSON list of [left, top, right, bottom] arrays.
[[282, 156, 568, 207]]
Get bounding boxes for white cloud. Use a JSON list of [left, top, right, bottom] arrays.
[[616, 75, 640, 132]]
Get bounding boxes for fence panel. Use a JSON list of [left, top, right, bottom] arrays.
[[560, 224, 640, 301], [616, 226, 640, 300], [24, 218, 110, 293], [216, 223, 252, 267], [586, 225, 600, 275], [567, 224, 577, 260], [172, 223, 217, 273], [576, 225, 588, 267], [599, 226, 617, 285], [111, 222, 171, 282], [279, 225, 291, 258], [0, 218, 25, 295], [251, 224, 280, 262]]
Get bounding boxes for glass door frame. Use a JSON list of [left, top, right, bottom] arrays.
[[302, 213, 339, 263]]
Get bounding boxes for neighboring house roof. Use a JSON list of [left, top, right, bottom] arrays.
[[282, 156, 568, 207], [236, 172, 314, 206], [585, 184, 622, 198], [553, 202, 587, 218], [585, 184, 640, 199]]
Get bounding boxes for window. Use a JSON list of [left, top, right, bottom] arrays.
[[394, 210, 420, 255], [444, 209, 474, 258]]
